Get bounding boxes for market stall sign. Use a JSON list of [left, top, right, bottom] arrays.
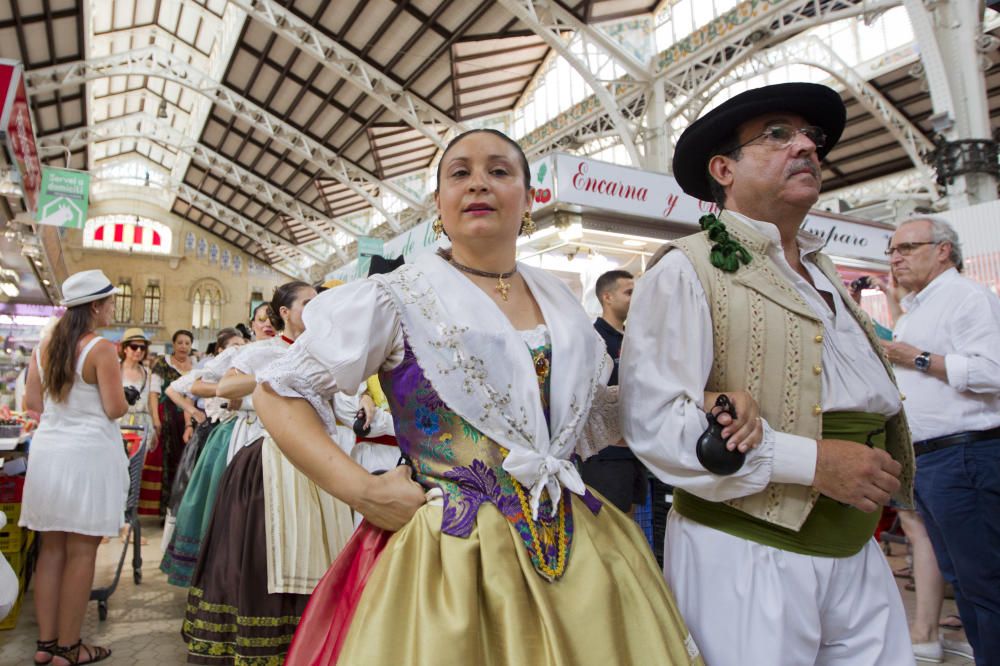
[[0, 61, 42, 214], [531, 153, 893, 263], [36, 167, 91, 228], [800, 216, 892, 263]]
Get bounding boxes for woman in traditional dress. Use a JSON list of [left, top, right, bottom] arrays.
[[165, 326, 248, 519], [140, 329, 196, 518], [182, 283, 356, 665], [160, 328, 249, 585], [253, 129, 708, 665], [21, 270, 128, 666]]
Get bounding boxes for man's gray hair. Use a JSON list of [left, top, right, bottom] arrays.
[[901, 215, 963, 272]]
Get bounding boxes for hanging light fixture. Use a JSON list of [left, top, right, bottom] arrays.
[[0, 268, 20, 298]]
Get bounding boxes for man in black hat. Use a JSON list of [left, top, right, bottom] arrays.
[[620, 83, 915, 664]]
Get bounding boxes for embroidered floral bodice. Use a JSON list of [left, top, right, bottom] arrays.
[[381, 326, 601, 580]]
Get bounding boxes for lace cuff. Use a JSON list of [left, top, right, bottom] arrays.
[[575, 384, 622, 460], [256, 351, 339, 435]]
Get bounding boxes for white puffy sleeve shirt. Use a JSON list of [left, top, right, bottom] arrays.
[[257, 280, 405, 435]]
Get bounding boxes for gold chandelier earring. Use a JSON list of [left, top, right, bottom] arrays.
[[432, 217, 445, 239], [520, 211, 536, 236]]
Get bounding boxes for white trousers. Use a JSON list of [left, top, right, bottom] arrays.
[[665, 512, 914, 666]]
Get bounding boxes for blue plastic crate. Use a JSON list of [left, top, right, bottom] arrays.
[[633, 479, 655, 550]]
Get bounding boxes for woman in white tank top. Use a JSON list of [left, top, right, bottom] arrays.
[[20, 270, 130, 666]]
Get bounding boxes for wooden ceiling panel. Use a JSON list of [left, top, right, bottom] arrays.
[[248, 62, 283, 104], [242, 15, 275, 50], [340, 0, 396, 54], [23, 21, 51, 65], [253, 151, 281, 178], [588, 0, 659, 23], [0, 28, 20, 61], [225, 48, 259, 92], [464, 4, 525, 38], [52, 16, 80, 59], [286, 90, 326, 129], [393, 32, 445, 82], [267, 33, 297, 64], [368, 12, 424, 67], [220, 131, 252, 161], [266, 77, 304, 118], [325, 117, 365, 149], [408, 58, 452, 98], [308, 65, 345, 92], [304, 108, 342, 141]]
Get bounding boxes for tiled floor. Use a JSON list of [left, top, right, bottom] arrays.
[[0, 521, 977, 665], [0, 521, 188, 665]]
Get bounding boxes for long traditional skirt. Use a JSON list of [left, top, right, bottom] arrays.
[[286, 493, 703, 666], [169, 419, 220, 517], [182, 439, 309, 665], [159, 399, 188, 518], [160, 418, 236, 587], [137, 436, 163, 517]]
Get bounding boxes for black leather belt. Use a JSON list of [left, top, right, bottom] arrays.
[[913, 426, 1000, 457]]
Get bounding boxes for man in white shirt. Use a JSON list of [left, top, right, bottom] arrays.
[[620, 82, 913, 665], [883, 216, 1000, 665]]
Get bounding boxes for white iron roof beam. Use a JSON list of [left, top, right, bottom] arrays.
[[228, 0, 462, 150], [498, 0, 644, 166], [518, 0, 902, 157], [24, 47, 426, 228], [39, 115, 351, 261]]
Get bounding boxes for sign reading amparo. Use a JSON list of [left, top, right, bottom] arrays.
[[36, 167, 91, 228]]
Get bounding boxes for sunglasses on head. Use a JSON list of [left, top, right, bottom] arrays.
[[126, 343, 147, 352]]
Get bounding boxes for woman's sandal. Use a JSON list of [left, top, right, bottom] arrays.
[[52, 641, 112, 665], [33, 638, 58, 665]]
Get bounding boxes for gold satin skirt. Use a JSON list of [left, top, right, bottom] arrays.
[[337, 494, 703, 666]]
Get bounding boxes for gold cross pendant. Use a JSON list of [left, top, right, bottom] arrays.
[[495, 276, 511, 301]]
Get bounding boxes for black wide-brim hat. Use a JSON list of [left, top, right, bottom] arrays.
[[672, 82, 846, 202]]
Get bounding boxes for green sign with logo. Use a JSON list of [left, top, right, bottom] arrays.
[[36, 167, 90, 228]]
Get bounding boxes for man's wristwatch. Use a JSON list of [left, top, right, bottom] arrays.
[[914, 351, 932, 372]]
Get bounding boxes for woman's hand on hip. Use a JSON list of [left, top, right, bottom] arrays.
[[355, 465, 425, 531]]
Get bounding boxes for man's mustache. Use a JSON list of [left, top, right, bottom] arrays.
[[786, 159, 820, 179]]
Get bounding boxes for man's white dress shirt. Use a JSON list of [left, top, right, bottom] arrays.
[[893, 267, 1000, 441]]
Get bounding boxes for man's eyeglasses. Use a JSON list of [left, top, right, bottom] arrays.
[[734, 123, 827, 152], [126, 343, 147, 352], [884, 241, 939, 257]]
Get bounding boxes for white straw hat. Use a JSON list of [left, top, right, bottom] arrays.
[[59, 269, 120, 307]]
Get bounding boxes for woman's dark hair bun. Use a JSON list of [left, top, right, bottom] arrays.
[[268, 281, 311, 331]]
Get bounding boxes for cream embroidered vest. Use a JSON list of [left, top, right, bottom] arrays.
[[663, 212, 914, 530]]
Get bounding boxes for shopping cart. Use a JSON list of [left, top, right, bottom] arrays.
[[89, 424, 147, 621]]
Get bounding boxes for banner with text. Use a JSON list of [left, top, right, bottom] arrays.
[[0, 60, 42, 214], [529, 153, 892, 263]]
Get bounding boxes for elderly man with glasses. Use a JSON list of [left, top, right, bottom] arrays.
[[882, 216, 1000, 665], [621, 82, 915, 665]]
